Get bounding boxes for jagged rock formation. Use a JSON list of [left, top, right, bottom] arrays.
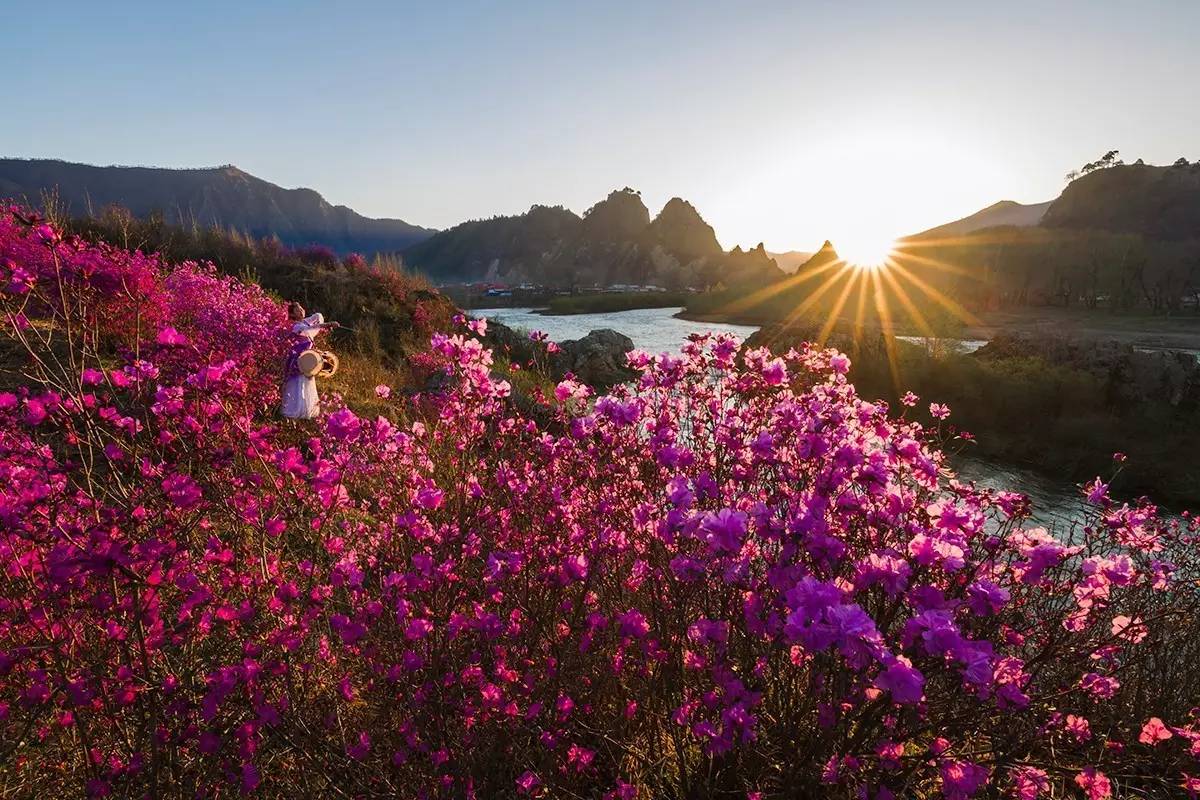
[[403, 188, 785, 290], [796, 241, 842, 272], [0, 158, 435, 254]]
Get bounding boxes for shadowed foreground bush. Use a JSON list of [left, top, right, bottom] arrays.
[[2, 208, 1200, 798]]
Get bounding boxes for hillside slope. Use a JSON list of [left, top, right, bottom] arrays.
[[1041, 161, 1200, 240], [911, 200, 1053, 240], [0, 158, 435, 254]]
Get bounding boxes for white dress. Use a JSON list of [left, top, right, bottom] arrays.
[[282, 313, 324, 419]]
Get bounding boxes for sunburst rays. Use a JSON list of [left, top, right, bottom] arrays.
[[707, 237, 981, 391]]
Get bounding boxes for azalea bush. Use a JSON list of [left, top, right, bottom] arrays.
[[2, 207, 1200, 798]]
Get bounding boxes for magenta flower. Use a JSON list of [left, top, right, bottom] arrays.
[[1075, 768, 1112, 800], [939, 759, 989, 799], [761, 357, 788, 385], [326, 408, 362, 441], [0, 209, 1191, 800], [701, 508, 748, 554], [1010, 767, 1049, 799], [1139, 717, 1173, 745], [156, 326, 189, 346], [617, 609, 650, 639], [161, 473, 202, 510], [874, 658, 924, 705], [516, 770, 541, 794]]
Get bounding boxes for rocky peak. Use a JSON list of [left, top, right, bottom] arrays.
[[645, 197, 723, 262], [799, 240, 841, 270], [580, 188, 651, 242]]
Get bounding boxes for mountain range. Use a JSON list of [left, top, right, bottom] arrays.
[[402, 189, 784, 290], [0, 158, 435, 255], [766, 250, 816, 273], [4, 157, 1197, 294]]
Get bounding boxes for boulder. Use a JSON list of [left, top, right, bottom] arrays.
[[483, 321, 636, 390], [551, 329, 636, 390]]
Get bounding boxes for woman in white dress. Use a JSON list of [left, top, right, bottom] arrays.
[[282, 302, 339, 419]]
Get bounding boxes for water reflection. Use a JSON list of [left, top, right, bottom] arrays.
[[895, 336, 988, 354], [951, 455, 1088, 530]]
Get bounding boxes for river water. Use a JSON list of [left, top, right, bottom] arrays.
[[479, 306, 1088, 526], [479, 306, 760, 355]]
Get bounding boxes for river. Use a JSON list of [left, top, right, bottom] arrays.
[[479, 306, 1089, 526], [479, 306, 760, 355]]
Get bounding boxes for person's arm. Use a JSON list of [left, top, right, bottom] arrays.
[[303, 313, 339, 330]]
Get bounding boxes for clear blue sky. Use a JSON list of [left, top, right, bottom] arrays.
[[2, 0, 1197, 253]]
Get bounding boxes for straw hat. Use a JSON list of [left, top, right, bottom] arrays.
[[316, 351, 339, 378], [296, 349, 323, 377], [296, 349, 340, 378]]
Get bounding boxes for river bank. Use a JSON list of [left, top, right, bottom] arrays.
[[680, 305, 1200, 351], [536, 291, 690, 315]]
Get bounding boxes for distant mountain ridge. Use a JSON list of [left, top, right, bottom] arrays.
[[0, 158, 435, 255], [403, 188, 784, 289], [767, 250, 815, 273], [910, 199, 1053, 240]]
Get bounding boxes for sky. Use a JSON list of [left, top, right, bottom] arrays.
[[2, 0, 1198, 255]]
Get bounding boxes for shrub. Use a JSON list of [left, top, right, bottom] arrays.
[[2, 208, 1200, 798]]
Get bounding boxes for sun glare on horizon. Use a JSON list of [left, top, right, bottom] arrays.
[[838, 236, 897, 269]]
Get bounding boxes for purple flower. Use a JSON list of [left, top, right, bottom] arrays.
[[562, 553, 589, 582], [761, 358, 788, 385], [326, 408, 362, 441], [156, 326, 188, 346], [516, 770, 541, 794], [162, 473, 202, 510], [940, 759, 989, 799], [965, 580, 1010, 616], [874, 658, 924, 704], [702, 509, 748, 554], [617, 609, 650, 639]]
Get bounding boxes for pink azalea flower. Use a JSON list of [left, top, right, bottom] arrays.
[[939, 759, 989, 799], [1075, 767, 1112, 800], [1010, 766, 1049, 799], [156, 326, 189, 346], [516, 770, 541, 794], [1139, 717, 1173, 745]]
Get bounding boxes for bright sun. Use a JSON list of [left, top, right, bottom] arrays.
[[839, 237, 897, 269]]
